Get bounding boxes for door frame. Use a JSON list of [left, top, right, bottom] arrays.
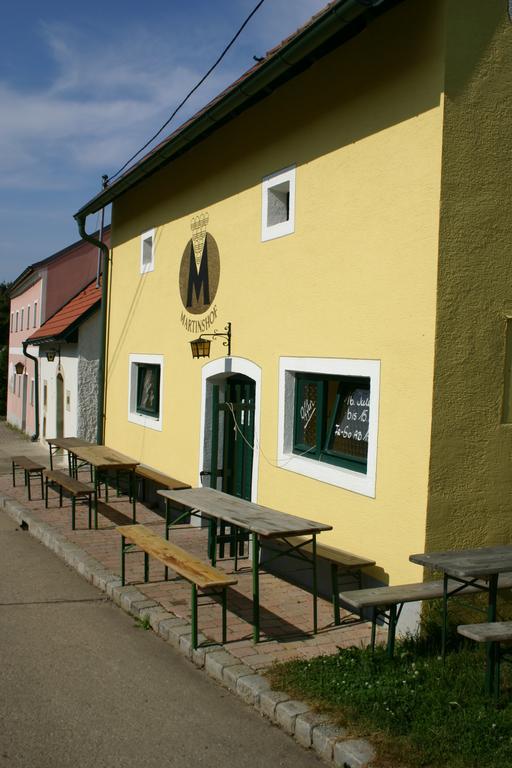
[[199, 357, 261, 503]]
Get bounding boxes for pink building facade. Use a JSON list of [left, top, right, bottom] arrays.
[[7, 279, 42, 434], [7, 229, 109, 438]]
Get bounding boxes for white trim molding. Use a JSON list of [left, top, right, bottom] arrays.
[[277, 356, 380, 497], [199, 356, 262, 503], [128, 353, 164, 431], [140, 228, 155, 274], [261, 165, 296, 242]]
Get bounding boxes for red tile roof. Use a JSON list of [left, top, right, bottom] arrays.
[[27, 279, 101, 343]]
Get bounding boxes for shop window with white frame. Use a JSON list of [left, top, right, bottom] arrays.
[[278, 357, 380, 497], [140, 229, 155, 274], [261, 165, 296, 242], [128, 354, 163, 430]]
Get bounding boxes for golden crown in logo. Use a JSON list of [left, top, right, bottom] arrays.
[[190, 212, 209, 270]]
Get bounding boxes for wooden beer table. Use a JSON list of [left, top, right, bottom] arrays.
[[158, 486, 332, 642], [71, 445, 139, 526], [410, 544, 512, 694]]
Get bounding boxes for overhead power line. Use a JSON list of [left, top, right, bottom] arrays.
[[106, 0, 267, 185]]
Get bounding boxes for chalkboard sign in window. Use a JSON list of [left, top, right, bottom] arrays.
[[293, 373, 370, 473]]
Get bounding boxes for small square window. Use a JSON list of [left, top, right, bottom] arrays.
[[128, 354, 163, 430], [140, 229, 155, 274], [261, 166, 295, 242]]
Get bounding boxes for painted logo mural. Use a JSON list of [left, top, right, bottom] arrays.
[[179, 213, 220, 315]]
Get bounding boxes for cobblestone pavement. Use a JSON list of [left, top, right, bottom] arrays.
[[0, 427, 381, 673]]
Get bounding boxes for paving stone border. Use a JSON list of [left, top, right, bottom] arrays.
[[0, 491, 378, 768]]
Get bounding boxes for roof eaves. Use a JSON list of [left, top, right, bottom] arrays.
[[75, 0, 401, 220]]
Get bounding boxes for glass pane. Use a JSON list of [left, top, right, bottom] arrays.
[[328, 380, 370, 463], [295, 379, 319, 451], [137, 365, 159, 416]]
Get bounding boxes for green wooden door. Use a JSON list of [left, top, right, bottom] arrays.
[[210, 376, 255, 501]]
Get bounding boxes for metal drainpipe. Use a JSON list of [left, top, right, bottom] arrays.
[[22, 341, 39, 441], [75, 209, 109, 445]]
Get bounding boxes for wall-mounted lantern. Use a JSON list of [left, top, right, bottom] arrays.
[[46, 349, 57, 362], [190, 323, 232, 359], [14, 362, 25, 375]]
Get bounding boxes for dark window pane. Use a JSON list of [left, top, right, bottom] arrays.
[[294, 379, 319, 451], [136, 364, 160, 417]]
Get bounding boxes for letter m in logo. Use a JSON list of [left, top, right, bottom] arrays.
[[186, 239, 210, 308]]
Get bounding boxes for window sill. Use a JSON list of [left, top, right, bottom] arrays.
[[278, 451, 375, 497], [128, 411, 162, 431]]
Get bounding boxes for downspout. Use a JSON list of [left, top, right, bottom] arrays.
[[75, 182, 109, 445], [22, 341, 39, 441]]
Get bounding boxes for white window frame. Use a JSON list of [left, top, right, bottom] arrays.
[[33, 302, 38, 328], [27, 305, 31, 329], [261, 165, 296, 242], [128, 353, 163, 431], [277, 356, 380, 498], [140, 229, 155, 274], [20, 307, 24, 331], [15, 311, 18, 332]]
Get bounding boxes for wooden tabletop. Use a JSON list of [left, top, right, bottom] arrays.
[[158, 487, 332, 539], [410, 544, 512, 578], [46, 437, 94, 450], [71, 445, 139, 471], [117, 524, 237, 589]]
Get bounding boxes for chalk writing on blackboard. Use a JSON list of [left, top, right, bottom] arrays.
[[334, 388, 370, 443]]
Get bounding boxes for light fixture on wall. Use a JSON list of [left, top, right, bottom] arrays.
[[14, 362, 25, 375], [190, 322, 232, 359], [46, 349, 57, 362]]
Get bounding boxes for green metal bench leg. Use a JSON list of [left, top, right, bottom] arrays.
[[144, 552, 149, 583], [222, 588, 227, 644], [387, 604, 397, 658], [191, 584, 198, 650], [121, 535, 126, 586], [312, 533, 318, 634], [27, 471, 32, 501], [45, 477, 49, 508], [12, 461, 15, 487], [371, 607, 377, 652], [59, 485, 63, 508], [252, 534, 260, 643], [94, 469, 99, 529], [88, 495, 92, 530], [116, 470, 121, 497], [71, 497, 76, 530], [39, 471, 44, 500], [131, 471, 137, 523], [234, 527, 239, 571], [331, 563, 341, 626]]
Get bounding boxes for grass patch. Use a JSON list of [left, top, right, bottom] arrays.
[[134, 614, 151, 630], [268, 641, 512, 768]]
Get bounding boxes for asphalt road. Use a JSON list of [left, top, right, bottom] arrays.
[[0, 508, 321, 767]]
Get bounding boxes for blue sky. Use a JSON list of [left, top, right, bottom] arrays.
[[0, 0, 327, 283]]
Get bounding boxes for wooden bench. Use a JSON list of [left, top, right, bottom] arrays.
[[117, 524, 237, 649], [135, 465, 191, 501], [458, 621, 512, 697], [341, 574, 512, 657], [93, 500, 134, 530], [285, 536, 376, 625], [44, 469, 95, 530], [12, 456, 45, 501]]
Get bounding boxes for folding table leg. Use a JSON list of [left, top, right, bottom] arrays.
[[252, 535, 260, 643]]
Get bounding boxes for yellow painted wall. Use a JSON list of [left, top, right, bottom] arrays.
[[106, 0, 446, 584], [425, 1, 512, 553]]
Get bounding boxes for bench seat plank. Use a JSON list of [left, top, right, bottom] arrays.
[[286, 535, 375, 569], [44, 469, 94, 496], [12, 456, 45, 471], [458, 621, 512, 643], [117, 524, 237, 590], [341, 573, 512, 611], [135, 465, 191, 490]]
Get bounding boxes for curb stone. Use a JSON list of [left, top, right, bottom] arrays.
[[0, 489, 379, 768]]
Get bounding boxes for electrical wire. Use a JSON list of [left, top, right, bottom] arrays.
[[224, 402, 318, 469], [106, 0, 267, 185]]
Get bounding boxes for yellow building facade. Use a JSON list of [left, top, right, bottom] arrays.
[[76, 0, 512, 614]]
